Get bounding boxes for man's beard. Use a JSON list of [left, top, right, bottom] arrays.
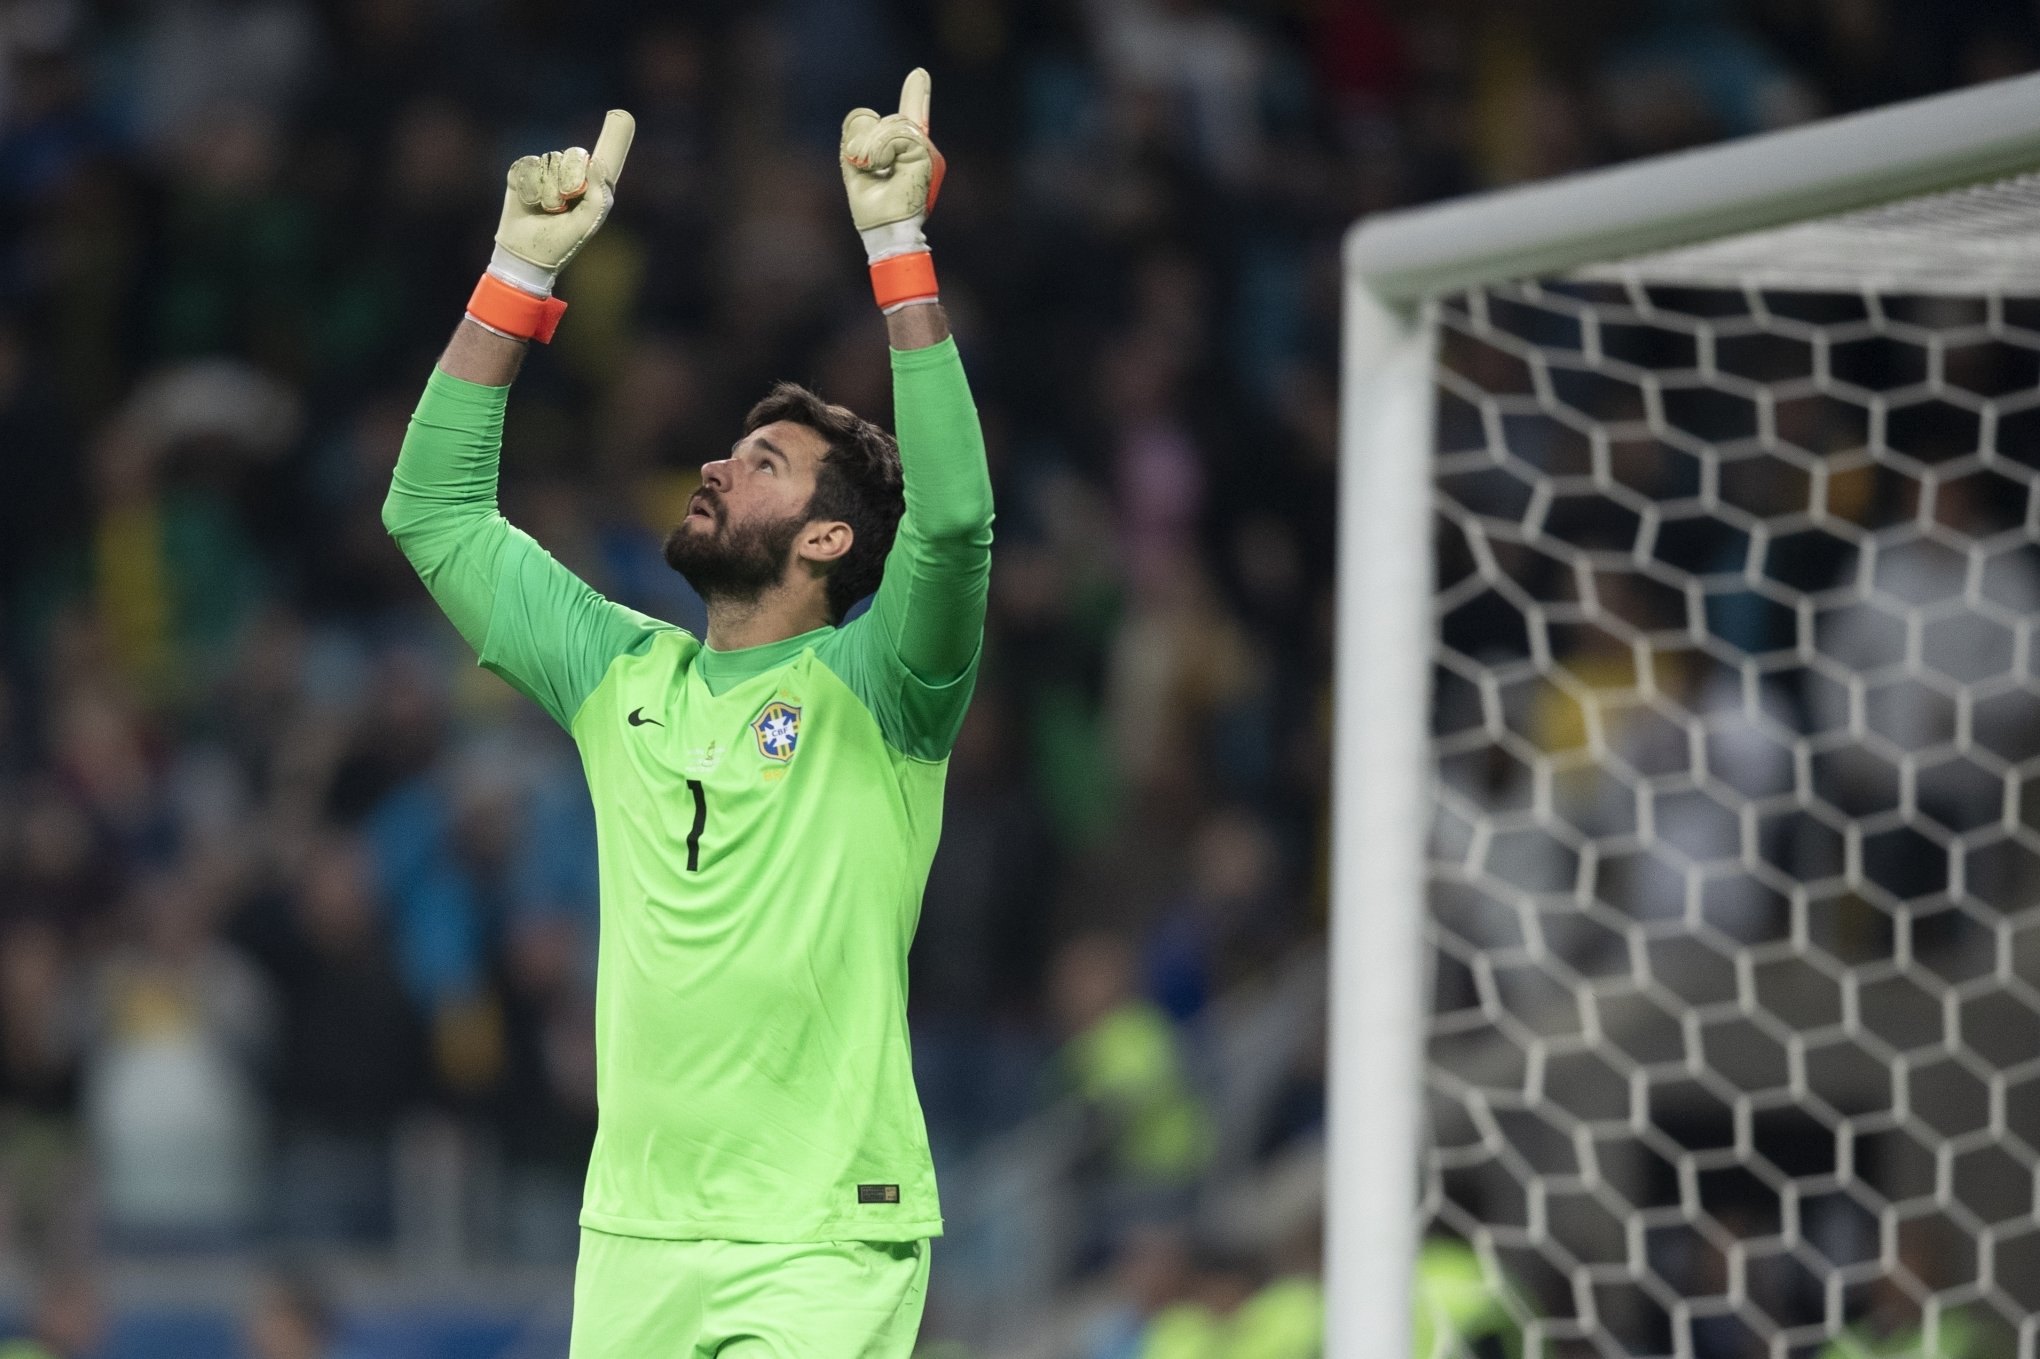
[[663, 492, 809, 607]]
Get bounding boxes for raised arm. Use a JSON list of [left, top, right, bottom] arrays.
[[384, 113, 665, 731], [864, 320, 991, 685], [822, 70, 994, 757]]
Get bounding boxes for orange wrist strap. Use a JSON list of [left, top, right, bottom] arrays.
[[467, 272, 569, 343], [869, 252, 938, 311]]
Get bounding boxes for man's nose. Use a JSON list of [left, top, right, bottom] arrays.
[[700, 459, 734, 492]]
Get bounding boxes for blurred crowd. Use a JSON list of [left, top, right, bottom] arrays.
[[0, 1266, 361, 1359], [0, 0, 2035, 1353]]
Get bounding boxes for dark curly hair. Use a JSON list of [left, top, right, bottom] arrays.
[[745, 382, 905, 624]]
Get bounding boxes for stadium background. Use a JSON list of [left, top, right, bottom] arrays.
[[0, 0, 2033, 1355]]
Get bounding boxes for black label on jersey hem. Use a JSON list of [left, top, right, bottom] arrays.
[[858, 1184, 901, 1204]]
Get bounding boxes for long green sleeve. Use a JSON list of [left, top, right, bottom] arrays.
[[818, 336, 995, 760], [383, 370, 668, 730]]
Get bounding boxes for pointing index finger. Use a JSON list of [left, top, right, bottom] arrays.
[[591, 109, 636, 184], [897, 68, 931, 129]]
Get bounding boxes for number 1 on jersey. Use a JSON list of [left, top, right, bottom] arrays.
[[686, 778, 707, 871]]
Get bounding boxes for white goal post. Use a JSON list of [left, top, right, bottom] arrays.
[[1333, 73, 2040, 1358]]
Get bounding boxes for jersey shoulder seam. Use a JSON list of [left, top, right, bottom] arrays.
[[812, 624, 979, 762], [567, 626, 696, 737]]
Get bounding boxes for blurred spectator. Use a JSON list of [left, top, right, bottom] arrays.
[[911, 686, 1058, 1156], [492, 911, 598, 1264], [0, 918, 84, 1264], [126, 1, 319, 152], [1411, 1236, 1516, 1359], [1145, 805, 1295, 1023], [1596, 0, 1815, 157], [1810, 471, 2040, 805], [1814, 1222, 1981, 1359], [1225, 1277, 1322, 1359], [1079, 1224, 1197, 1359], [1090, 1219, 1325, 1359], [1051, 934, 1212, 1225], [1125, 1242, 1267, 1359], [0, 313, 83, 642], [1105, 546, 1259, 815], [1128, 1247, 1249, 1359], [251, 833, 425, 1245], [1225, 1213, 1327, 1359], [85, 360, 295, 701], [81, 867, 273, 1247], [1091, 0, 1270, 185], [0, 1267, 104, 1359], [242, 1267, 358, 1359]]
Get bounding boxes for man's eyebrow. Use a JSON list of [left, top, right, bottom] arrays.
[[752, 436, 788, 463]]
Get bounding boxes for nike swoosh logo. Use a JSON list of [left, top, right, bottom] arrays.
[[627, 708, 664, 728]]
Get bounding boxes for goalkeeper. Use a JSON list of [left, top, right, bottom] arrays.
[[383, 70, 990, 1356]]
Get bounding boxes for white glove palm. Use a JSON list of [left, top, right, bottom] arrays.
[[492, 110, 636, 296], [840, 69, 945, 262]]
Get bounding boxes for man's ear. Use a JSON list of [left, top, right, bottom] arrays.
[[797, 519, 854, 567]]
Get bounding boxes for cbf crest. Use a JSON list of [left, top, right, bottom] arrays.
[[752, 700, 802, 763]]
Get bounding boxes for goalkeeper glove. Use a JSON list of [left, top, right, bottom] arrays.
[[466, 109, 636, 344], [840, 68, 946, 313]]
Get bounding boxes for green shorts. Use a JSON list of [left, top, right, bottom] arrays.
[[567, 1229, 932, 1358]]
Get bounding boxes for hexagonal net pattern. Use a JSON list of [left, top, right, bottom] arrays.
[[1425, 277, 2040, 1358]]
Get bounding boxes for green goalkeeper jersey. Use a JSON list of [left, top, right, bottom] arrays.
[[384, 338, 992, 1243]]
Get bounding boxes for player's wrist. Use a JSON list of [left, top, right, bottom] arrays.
[[868, 251, 938, 313], [466, 270, 569, 344], [863, 219, 937, 313], [476, 237, 571, 345], [858, 218, 927, 265], [487, 245, 558, 298], [463, 314, 531, 345]]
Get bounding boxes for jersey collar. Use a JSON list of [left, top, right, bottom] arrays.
[[696, 624, 834, 694]]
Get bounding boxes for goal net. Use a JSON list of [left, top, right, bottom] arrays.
[[1332, 74, 2040, 1359]]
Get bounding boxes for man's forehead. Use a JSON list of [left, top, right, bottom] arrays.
[[741, 420, 829, 465]]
